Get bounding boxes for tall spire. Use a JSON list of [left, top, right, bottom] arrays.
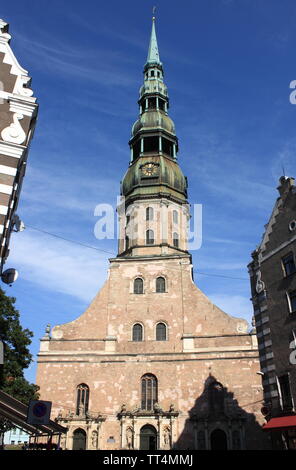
[[146, 16, 161, 66]]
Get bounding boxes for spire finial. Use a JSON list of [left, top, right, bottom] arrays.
[[146, 9, 161, 66]]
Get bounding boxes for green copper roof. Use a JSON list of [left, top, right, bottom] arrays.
[[146, 17, 161, 65]]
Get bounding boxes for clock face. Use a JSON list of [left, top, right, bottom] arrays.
[[141, 163, 159, 177]]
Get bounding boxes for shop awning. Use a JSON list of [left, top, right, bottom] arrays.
[[263, 415, 296, 431]]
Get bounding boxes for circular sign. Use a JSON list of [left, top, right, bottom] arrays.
[[32, 402, 47, 418]]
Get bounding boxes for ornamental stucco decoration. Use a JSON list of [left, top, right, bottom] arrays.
[[255, 270, 265, 294], [1, 112, 26, 144]]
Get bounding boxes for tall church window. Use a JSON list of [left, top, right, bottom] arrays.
[[173, 232, 179, 248], [132, 323, 143, 342], [146, 207, 154, 221], [141, 374, 158, 410], [173, 210, 178, 224], [156, 277, 166, 293], [76, 383, 89, 416], [134, 278, 144, 294], [146, 229, 154, 245], [156, 322, 167, 341]]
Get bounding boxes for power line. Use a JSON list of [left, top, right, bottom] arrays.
[[193, 270, 248, 281], [26, 224, 116, 256], [25, 225, 249, 281]]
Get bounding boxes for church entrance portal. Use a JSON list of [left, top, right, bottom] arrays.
[[72, 428, 87, 450], [210, 429, 228, 450], [139, 424, 157, 450]]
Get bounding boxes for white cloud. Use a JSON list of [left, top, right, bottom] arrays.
[[20, 165, 119, 217], [8, 230, 109, 303]]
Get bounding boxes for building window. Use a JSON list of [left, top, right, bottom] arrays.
[[146, 207, 154, 221], [156, 276, 166, 293], [288, 290, 296, 313], [278, 374, 294, 412], [141, 374, 158, 410], [173, 232, 179, 248], [282, 253, 296, 277], [173, 210, 178, 224], [156, 322, 167, 341], [76, 383, 89, 416], [125, 236, 129, 250], [134, 278, 144, 294], [146, 229, 154, 245], [132, 323, 143, 342]]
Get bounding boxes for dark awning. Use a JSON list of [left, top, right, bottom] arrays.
[[263, 415, 296, 431], [0, 390, 67, 436]]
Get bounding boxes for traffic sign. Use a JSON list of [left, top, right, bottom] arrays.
[[27, 400, 52, 425]]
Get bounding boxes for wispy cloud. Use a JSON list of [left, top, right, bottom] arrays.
[[14, 30, 138, 87], [9, 230, 109, 303]]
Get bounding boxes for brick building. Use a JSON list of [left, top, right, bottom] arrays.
[[36, 18, 269, 451], [248, 176, 296, 449], [0, 19, 38, 274]]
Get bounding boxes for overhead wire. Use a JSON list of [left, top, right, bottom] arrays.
[[25, 224, 249, 282]]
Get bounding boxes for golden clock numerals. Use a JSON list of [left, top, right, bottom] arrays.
[[142, 163, 158, 176]]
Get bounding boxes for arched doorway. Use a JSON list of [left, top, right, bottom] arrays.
[[210, 429, 228, 450], [72, 428, 87, 450], [139, 424, 157, 450]]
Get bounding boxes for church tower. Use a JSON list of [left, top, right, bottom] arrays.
[[118, 16, 188, 260], [36, 18, 269, 451]]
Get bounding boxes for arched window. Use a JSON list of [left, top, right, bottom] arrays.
[[146, 207, 154, 221], [132, 323, 143, 342], [173, 210, 178, 224], [146, 229, 154, 245], [173, 232, 179, 248], [134, 278, 144, 294], [156, 322, 167, 341], [141, 374, 158, 410], [156, 276, 166, 293], [76, 383, 89, 416]]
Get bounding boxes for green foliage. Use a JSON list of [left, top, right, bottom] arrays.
[[0, 288, 39, 434]]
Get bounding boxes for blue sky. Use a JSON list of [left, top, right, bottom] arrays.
[[1, 0, 296, 383]]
